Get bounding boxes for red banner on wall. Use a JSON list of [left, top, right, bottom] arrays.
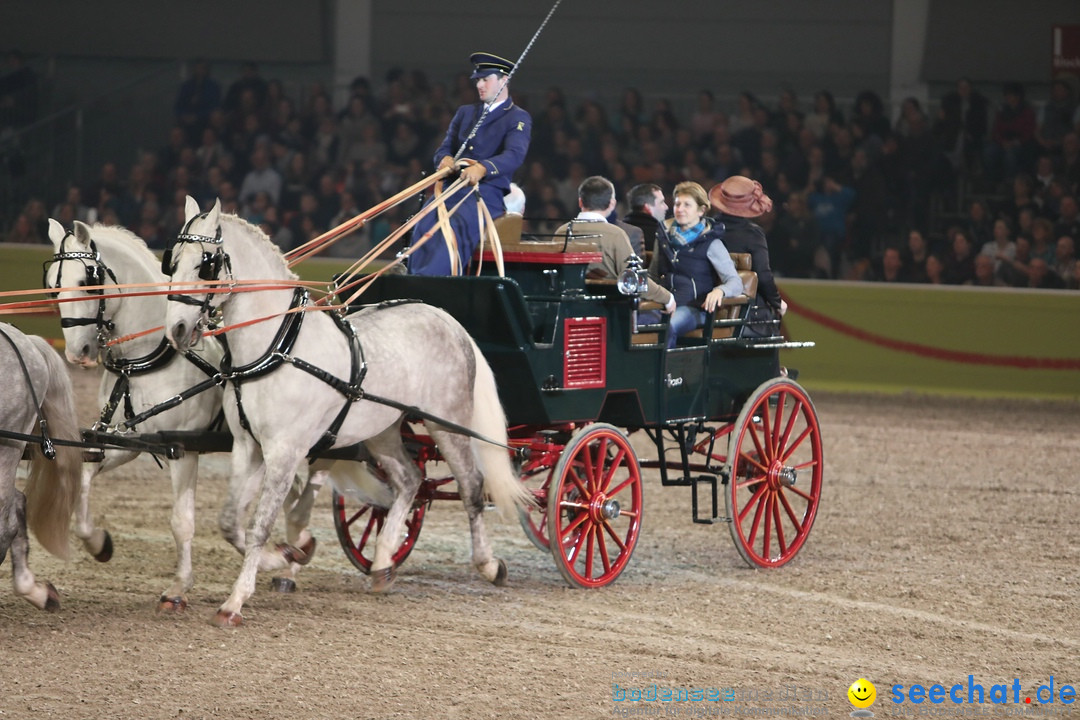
[[1053, 25, 1080, 82]]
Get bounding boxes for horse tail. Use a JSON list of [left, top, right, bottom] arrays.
[[468, 339, 534, 520], [23, 337, 80, 560]]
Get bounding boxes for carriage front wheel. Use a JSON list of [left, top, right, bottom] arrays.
[[547, 423, 643, 588], [725, 377, 823, 568]]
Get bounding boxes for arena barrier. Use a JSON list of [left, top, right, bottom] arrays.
[[778, 278, 1080, 400]]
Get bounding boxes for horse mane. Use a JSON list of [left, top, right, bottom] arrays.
[[87, 223, 162, 272], [219, 213, 299, 280]]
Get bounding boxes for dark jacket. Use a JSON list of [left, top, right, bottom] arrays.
[[718, 214, 782, 311], [653, 218, 737, 307]]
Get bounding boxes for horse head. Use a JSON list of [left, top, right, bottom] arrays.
[[44, 219, 111, 367], [164, 196, 226, 352]]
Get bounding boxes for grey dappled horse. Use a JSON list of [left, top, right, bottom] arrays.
[[0, 324, 81, 610], [44, 219, 326, 611], [164, 196, 531, 627]]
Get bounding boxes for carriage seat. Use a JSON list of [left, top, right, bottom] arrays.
[[683, 252, 758, 341], [491, 214, 597, 255]]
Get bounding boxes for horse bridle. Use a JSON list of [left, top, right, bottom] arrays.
[[162, 212, 232, 319], [42, 230, 119, 343]]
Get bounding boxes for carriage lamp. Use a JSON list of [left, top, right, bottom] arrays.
[[618, 254, 649, 296]]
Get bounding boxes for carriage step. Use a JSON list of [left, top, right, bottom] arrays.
[[691, 472, 731, 524]]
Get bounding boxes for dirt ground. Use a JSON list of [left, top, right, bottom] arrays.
[[2, 366, 1078, 720]]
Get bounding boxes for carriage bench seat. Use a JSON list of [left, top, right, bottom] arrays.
[[683, 252, 758, 342]]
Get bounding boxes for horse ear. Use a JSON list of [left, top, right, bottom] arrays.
[[206, 197, 222, 227], [72, 220, 93, 249], [47, 219, 67, 250], [184, 195, 201, 221]]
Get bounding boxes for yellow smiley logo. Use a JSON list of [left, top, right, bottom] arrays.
[[848, 678, 877, 709]]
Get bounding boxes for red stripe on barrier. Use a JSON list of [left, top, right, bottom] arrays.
[[782, 293, 1080, 371]]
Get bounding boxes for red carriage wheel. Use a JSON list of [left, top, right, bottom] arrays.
[[725, 378, 822, 568], [331, 488, 426, 574], [515, 432, 568, 550], [546, 423, 643, 588]]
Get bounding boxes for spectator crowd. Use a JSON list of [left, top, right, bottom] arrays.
[[3, 56, 1079, 290]]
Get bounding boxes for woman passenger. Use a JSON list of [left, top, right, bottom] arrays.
[[651, 181, 744, 347]]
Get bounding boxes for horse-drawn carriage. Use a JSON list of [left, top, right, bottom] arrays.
[[331, 230, 823, 589], [5, 194, 821, 623]]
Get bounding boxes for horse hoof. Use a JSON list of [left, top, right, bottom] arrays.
[[212, 610, 243, 628], [43, 582, 61, 612], [492, 558, 508, 587], [370, 566, 396, 593], [269, 577, 296, 593], [277, 540, 313, 566], [93, 531, 114, 563], [157, 595, 187, 613]]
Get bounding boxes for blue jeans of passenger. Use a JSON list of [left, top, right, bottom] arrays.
[[668, 306, 706, 348]]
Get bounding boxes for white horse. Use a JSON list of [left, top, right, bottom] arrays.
[[0, 323, 81, 610], [44, 219, 323, 611], [164, 196, 531, 626]]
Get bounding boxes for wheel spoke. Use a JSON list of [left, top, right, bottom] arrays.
[[601, 519, 628, 553], [779, 425, 813, 464], [600, 445, 628, 492], [738, 482, 767, 521], [585, 438, 604, 493], [583, 524, 596, 578], [772, 494, 787, 556], [777, 396, 802, 455], [747, 421, 769, 466], [357, 513, 380, 552], [761, 493, 774, 559], [778, 489, 805, 535], [596, 525, 613, 573], [771, 391, 787, 451], [567, 463, 591, 500], [606, 473, 638, 499], [560, 508, 589, 546], [744, 488, 767, 543], [344, 504, 372, 528]]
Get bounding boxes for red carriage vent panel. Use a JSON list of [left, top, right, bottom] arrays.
[[563, 317, 607, 389]]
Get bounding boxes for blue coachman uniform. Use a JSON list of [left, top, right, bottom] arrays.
[[408, 53, 532, 276]]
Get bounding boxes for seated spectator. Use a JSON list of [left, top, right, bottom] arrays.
[[555, 174, 674, 311], [238, 142, 282, 207], [772, 191, 826, 278], [942, 227, 976, 285], [1029, 217, 1056, 265], [901, 229, 931, 283], [972, 253, 1003, 287], [999, 236, 1032, 287], [651, 181, 743, 347], [924, 253, 946, 284], [622, 182, 668, 254], [807, 175, 856, 273], [1027, 257, 1065, 289], [872, 246, 905, 283], [979, 218, 1016, 274], [5, 211, 44, 243], [1035, 78, 1076, 157], [1054, 195, 1080, 241], [1052, 235, 1077, 289], [984, 82, 1037, 185]]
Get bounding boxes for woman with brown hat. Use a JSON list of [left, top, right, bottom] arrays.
[[709, 175, 787, 326]]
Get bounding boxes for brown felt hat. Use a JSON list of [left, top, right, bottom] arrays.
[[709, 175, 773, 218]]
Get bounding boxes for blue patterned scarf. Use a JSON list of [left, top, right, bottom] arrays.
[[670, 220, 706, 247]]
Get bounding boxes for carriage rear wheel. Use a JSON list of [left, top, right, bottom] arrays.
[[331, 488, 426, 574], [547, 423, 643, 588], [725, 378, 822, 568]]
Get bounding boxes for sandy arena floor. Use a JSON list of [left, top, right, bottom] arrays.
[[1, 366, 1078, 720]]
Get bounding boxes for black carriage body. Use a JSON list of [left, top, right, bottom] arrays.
[[357, 250, 777, 429]]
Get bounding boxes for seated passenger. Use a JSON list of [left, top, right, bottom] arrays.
[[651, 181, 744, 347], [556, 175, 675, 313], [708, 175, 787, 333]]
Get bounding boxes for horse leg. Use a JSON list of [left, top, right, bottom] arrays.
[[158, 453, 199, 612], [269, 467, 325, 593], [218, 434, 264, 555], [73, 450, 137, 562], [364, 427, 421, 592], [7, 489, 60, 611], [213, 445, 304, 627], [429, 428, 505, 585]]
